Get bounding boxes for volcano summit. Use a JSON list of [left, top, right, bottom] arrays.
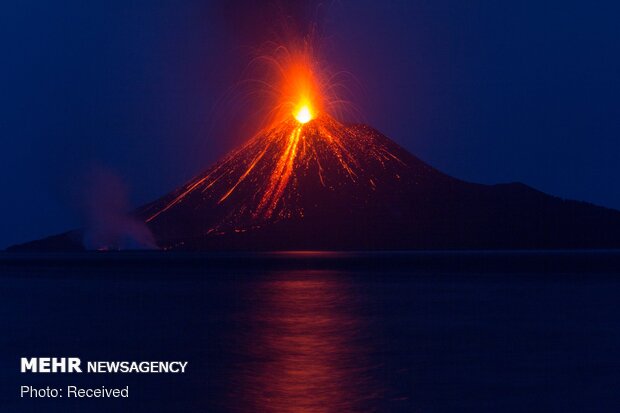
[[11, 113, 620, 251]]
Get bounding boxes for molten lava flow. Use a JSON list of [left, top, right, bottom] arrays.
[[144, 112, 407, 231], [255, 124, 302, 218]]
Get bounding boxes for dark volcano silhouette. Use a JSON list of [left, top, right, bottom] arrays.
[[9, 115, 620, 251]]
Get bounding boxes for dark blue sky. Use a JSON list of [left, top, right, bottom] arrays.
[[2, 1, 620, 248]]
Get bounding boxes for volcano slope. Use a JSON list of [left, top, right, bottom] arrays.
[[10, 115, 620, 250]]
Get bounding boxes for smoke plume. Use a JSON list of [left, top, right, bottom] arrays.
[[82, 166, 156, 250]]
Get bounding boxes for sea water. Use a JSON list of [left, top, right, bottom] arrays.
[[1, 251, 619, 412]]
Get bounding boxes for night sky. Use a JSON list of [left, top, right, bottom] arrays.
[[2, 1, 620, 248]]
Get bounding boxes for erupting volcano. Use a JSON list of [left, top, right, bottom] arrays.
[[9, 40, 620, 251], [138, 113, 432, 249]]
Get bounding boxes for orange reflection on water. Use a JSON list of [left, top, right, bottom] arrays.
[[230, 272, 380, 412]]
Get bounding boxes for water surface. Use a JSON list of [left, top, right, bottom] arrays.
[[1, 251, 620, 412]]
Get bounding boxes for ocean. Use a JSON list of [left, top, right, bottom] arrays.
[[1, 251, 620, 412]]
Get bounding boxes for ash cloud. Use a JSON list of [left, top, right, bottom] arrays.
[[82, 166, 156, 250]]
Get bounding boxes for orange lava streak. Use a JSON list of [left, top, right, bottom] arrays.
[[219, 145, 269, 203], [317, 123, 358, 181], [145, 176, 208, 222], [255, 125, 302, 218], [145, 135, 265, 222]]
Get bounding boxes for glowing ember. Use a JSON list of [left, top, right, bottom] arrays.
[[294, 105, 313, 123]]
